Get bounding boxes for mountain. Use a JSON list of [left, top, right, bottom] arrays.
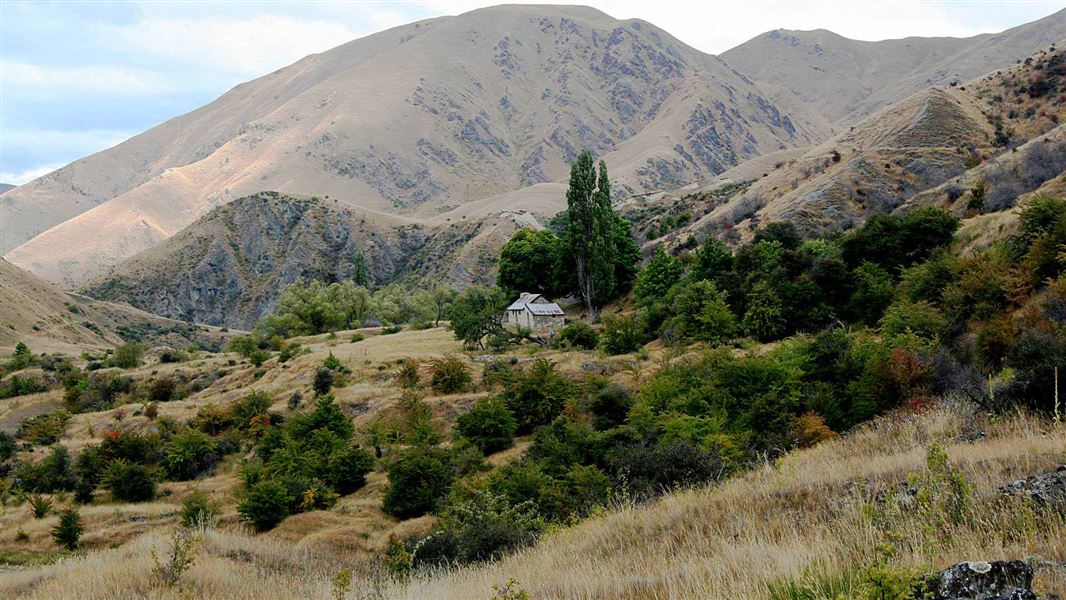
[[722, 8, 1066, 130], [2, 4, 821, 286], [0, 184, 14, 194], [630, 44, 1066, 251], [79, 192, 546, 328]]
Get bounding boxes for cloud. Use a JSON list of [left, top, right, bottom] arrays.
[[0, 164, 62, 186], [114, 14, 365, 77], [410, 0, 1053, 54], [1, 61, 175, 95]]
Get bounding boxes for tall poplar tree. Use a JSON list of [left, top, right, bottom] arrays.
[[566, 150, 614, 319]]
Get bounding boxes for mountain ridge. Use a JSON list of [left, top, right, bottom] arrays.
[[2, 4, 821, 285]]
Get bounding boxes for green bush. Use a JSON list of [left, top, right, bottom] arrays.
[[63, 372, 133, 413], [663, 280, 737, 344], [162, 430, 218, 480], [383, 447, 454, 519], [429, 356, 471, 394], [313, 367, 334, 397], [598, 314, 647, 355], [28, 494, 53, 518], [231, 391, 272, 432], [51, 509, 83, 551], [16, 446, 77, 493], [588, 384, 633, 431], [239, 479, 291, 532], [605, 442, 723, 499], [415, 489, 544, 566], [0, 373, 49, 399], [104, 461, 157, 502], [179, 490, 220, 527], [110, 342, 145, 369], [501, 359, 575, 434], [557, 322, 598, 350], [879, 300, 947, 340], [455, 398, 517, 454], [326, 445, 375, 495], [395, 358, 420, 389], [16, 411, 71, 446]]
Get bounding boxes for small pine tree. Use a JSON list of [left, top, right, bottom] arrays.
[[51, 508, 83, 551]]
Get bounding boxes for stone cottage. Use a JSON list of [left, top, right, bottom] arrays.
[[504, 292, 565, 332]]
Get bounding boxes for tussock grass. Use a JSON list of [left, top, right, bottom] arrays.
[[2, 405, 1063, 599]]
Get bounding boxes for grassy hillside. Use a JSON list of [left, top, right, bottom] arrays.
[[1, 408, 1062, 599]]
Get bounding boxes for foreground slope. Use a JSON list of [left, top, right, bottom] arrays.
[[3, 4, 818, 285], [2, 407, 1061, 599]]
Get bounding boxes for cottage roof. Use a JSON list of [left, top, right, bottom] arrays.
[[506, 292, 563, 315]]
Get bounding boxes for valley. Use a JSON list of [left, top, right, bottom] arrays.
[[0, 4, 1065, 600]]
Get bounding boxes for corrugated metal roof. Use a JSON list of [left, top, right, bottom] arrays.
[[528, 303, 564, 316], [506, 292, 563, 315]]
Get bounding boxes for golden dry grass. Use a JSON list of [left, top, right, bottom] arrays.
[[2, 405, 1063, 599]]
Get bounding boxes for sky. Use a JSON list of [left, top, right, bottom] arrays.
[[1, 1, 1063, 185]]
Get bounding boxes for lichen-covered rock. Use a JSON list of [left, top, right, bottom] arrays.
[[1000, 466, 1066, 506], [915, 560, 1036, 599]]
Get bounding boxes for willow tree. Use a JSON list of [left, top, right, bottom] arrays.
[[566, 150, 616, 319]]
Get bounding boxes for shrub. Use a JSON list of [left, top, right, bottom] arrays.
[[17, 445, 77, 493], [179, 491, 220, 527], [63, 372, 133, 413], [633, 247, 684, 305], [455, 398, 517, 454], [162, 430, 218, 480], [152, 528, 199, 587], [606, 442, 724, 499], [0, 431, 15, 462], [104, 461, 157, 502], [588, 384, 633, 431], [238, 479, 291, 532], [193, 404, 233, 435], [395, 358, 420, 389], [9, 341, 38, 370], [51, 508, 83, 550], [382, 447, 454, 519], [487, 460, 564, 520], [599, 314, 647, 355], [879, 300, 947, 340], [231, 391, 271, 432], [313, 367, 334, 396], [742, 281, 786, 341], [17, 411, 71, 446], [326, 445, 375, 495], [664, 280, 737, 344], [146, 376, 177, 403], [0, 373, 48, 399], [425, 489, 545, 565], [557, 322, 599, 350], [110, 342, 145, 369], [501, 359, 575, 434], [28, 494, 53, 519], [429, 356, 471, 394], [158, 349, 187, 363]]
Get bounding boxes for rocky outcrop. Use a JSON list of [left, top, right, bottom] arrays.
[[915, 561, 1037, 600], [1000, 465, 1066, 506], [80, 193, 425, 329]]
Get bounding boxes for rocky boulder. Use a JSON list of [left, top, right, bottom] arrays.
[[915, 560, 1036, 599], [1001, 465, 1066, 506]]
